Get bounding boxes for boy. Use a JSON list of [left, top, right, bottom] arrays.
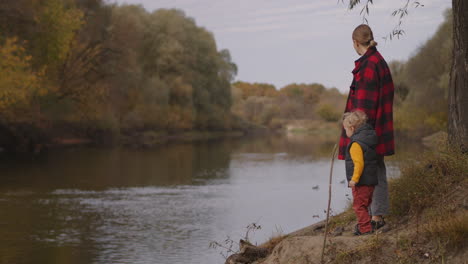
[[343, 110, 379, 235]]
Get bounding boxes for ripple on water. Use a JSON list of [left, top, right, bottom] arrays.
[[42, 185, 231, 263]]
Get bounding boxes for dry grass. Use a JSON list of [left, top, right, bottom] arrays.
[[424, 212, 468, 250], [328, 205, 355, 231], [260, 234, 288, 252], [389, 148, 468, 218], [384, 147, 468, 261], [333, 236, 386, 264]]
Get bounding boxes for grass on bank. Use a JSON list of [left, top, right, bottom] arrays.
[[261, 234, 289, 253], [424, 213, 468, 250], [328, 205, 355, 231], [325, 146, 468, 263], [333, 236, 387, 264], [323, 143, 468, 233], [388, 147, 468, 219]]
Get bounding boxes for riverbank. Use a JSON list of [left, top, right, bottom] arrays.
[[226, 146, 468, 264], [0, 119, 342, 154], [117, 120, 343, 149], [0, 117, 261, 153]]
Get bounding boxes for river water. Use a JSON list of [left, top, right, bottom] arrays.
[[0, 133, 405, 264]]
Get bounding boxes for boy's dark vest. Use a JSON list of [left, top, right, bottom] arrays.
[[345, 123, 379, 186]]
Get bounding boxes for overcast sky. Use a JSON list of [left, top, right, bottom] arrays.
[[110, 0, 451, 92]]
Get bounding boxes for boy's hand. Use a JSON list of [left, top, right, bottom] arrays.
[[349, 181, 356, 188]]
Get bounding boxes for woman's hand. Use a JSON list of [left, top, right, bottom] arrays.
[[349, 180, 356, 188]]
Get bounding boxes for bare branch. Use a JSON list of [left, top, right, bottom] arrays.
[[345, 0, 425, 41]]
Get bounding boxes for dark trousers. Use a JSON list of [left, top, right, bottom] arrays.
[[352, 185, 375, 233]]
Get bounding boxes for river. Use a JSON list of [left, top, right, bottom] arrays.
[[0, 133, 408, 264]]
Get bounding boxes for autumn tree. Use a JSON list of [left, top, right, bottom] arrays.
[[233, 82, 278, 99], [0, 38, 43, 121], [231, 81, 345, 127], [33, 0, 84, 71], [1, 1, 240, 149]]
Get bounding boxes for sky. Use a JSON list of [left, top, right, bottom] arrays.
[[110, 0, 452, 92]]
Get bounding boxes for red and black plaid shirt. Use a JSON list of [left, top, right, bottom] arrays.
[[338, 47, 395, 160]]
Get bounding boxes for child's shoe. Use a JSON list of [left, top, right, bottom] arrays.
[[353, 224, 374, 236]]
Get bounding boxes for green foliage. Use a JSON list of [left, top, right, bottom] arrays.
[[33, 0, 84, 69], [109, 7, 237, 131], [393, 9, 452, 137]]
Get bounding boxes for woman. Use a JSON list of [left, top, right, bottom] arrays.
[[338, 24, 395, 230]]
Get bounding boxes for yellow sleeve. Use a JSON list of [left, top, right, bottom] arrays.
[[350, 142, 365, 183]]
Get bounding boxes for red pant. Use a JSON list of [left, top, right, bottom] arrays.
[[352, 185, 375, 233]]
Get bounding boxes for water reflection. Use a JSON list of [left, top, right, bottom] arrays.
[[0, 133, 422, 264], [0, 141, 234, 191]]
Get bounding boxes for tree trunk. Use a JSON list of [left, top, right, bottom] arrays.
[[448, 0, 468, 152]]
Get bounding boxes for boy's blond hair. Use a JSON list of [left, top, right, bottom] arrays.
[[343, 110, 368, 129]]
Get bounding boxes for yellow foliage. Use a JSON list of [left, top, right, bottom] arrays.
[[167, 105, 194, 130], [0, 38, 43, 119], [233, 81, 278, 99]]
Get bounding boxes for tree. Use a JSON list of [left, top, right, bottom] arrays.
[[347, 0, 468, 151], [0, 38, 43, 120], [388, 12, 452, 136], [233, 82, 278, 99], [448, 0, 468, 152], [0, 1, 242, 149], [33, 0, 84, 70]]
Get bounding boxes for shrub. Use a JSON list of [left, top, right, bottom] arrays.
[[389, 148, 468, 217], [317, 104, 341, 122]]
